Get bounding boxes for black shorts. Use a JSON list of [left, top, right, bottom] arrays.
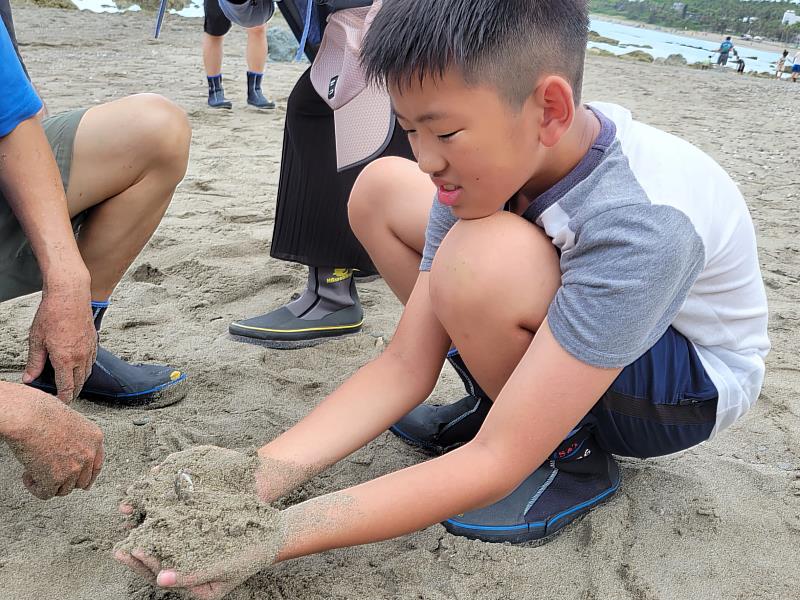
[[204, 0, 231, 36]]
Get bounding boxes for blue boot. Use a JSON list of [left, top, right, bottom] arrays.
[[246, 71, 275, 109], [207, 74, 232, 109]]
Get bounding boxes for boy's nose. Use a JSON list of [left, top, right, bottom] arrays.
[[415, 142, 447, 176]]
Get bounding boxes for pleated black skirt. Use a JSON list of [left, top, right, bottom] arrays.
[[269, 68, 414, 274]]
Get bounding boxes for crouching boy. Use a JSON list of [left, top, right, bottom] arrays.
[[117, 0, 769, 595]]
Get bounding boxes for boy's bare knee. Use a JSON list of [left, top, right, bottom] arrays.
[[348, 157, 412, 236], [430, 212, 559, 320]]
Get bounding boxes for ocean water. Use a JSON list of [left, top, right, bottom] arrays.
[[589, 18, 785, 73], [64, 1, 788, 73]]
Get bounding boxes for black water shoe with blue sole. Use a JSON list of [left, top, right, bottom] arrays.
[[444, 443, 620, 544], [389, 395, 491, 454], [27, 346, 186, 407]]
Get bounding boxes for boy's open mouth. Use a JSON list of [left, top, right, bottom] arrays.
[[437, 184, 462, 207]]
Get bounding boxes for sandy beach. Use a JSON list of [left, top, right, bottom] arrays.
[[1, 5, 799, 600]]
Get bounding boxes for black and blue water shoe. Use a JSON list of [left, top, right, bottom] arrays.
[[389, 395, 490, 454], [444, 433, 620, 544], [27, 346, 186, 407]]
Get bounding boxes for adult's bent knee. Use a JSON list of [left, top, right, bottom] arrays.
[[348, 157, 414, 238], [127, 94, 191, 168]]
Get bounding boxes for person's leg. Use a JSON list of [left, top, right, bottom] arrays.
[[230, 73, 412, 347], [349, 157, 434, 304], [28, 94, 192, 405], [67, 95, 191, 300], [245, 24, 267, 73], [245, 25, 275, 109], [430, 214, 717, 543], [202, 33, 224, 77], [203, 0, 233, 108], [350, 157, 494, 452]]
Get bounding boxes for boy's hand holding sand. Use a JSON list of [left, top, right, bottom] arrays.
[[117, 0, 768, 597]]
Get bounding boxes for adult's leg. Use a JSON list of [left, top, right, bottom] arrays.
[[245, 25, 275, 109], [202, 33, 224, 77], [67, 94, 191, 300], [245, 25, 267, 73], [28, 94, 191, 405], [203, 0, 233, 108], [230, 71, 413, 347]]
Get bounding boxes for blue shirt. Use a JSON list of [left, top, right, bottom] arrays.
[[0, 18, 41, 137]]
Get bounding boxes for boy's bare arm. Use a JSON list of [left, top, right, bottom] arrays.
[[152, 321, 623, 596], [254, 273, 453, 502], [268, 320, 622, 559]]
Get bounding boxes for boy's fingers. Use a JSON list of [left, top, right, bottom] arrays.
[[115, 550, 157, 583], [132, 549, 163, 576]]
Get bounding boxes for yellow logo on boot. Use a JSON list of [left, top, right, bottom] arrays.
[[326, 268, 353, 284]]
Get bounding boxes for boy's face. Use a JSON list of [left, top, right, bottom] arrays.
[[390, 69, 544, 220]]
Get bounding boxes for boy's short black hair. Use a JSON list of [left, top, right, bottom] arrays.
[[362, 0, 589, 106]]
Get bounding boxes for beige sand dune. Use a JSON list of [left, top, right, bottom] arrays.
[[0, 6, 798, 599]]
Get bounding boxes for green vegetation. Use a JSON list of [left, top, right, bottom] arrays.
[[591, 0, 800, 42]]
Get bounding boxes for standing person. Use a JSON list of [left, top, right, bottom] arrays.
[[229, 1, 415, 348], [776, 50, 789, 79], [1, 7, 190, 405], [792, 49, 800, 83], [715, 36, 734, 67], [203, 0, 275, 109]]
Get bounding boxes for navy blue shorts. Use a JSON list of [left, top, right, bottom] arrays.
[[582, 327, 718, 459]]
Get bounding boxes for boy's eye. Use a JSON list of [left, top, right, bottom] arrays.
[[437, 131, 460, 141]]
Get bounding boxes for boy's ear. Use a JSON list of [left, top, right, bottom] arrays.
[[533, 76, 576, 148]]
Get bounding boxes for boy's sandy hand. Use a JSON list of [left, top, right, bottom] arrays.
[[115, 547, 265, 600]]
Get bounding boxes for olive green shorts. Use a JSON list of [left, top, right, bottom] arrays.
[[0, 108, 88, 303]]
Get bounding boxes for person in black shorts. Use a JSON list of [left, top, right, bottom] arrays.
[[203, 0, 274, 109]]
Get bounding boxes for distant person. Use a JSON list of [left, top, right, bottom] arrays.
[[715, 36, 734, 67], [792, 50, 800, 83], [203, 0, 275, 109], [776, 50, 789, 79], [734, 51, 745, 74]]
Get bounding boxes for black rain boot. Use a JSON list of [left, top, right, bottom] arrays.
[[207, 74, 232, 109], [229, 267, 364, 348], [246, 71, 275, 109]]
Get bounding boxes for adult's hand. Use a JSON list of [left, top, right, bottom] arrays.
[[1, 382, 105, 499], [22, 276, 96, 404]]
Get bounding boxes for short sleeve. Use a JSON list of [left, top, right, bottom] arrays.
[[419, 195, 458, 272], [547, 203, 705, 368], [0, 19, 41, 138]]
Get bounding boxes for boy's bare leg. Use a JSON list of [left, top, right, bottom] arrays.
[[349, 157, 434, 304], [350, 157, 493, 452], [429, 212, 561, 398], [66, 94, 191, 300]]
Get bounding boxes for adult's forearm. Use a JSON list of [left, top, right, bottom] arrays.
[[0, 117, 87, 287], [0, 382, 27, 441]]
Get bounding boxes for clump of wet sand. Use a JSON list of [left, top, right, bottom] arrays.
[[116, 446, 284, 575]]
